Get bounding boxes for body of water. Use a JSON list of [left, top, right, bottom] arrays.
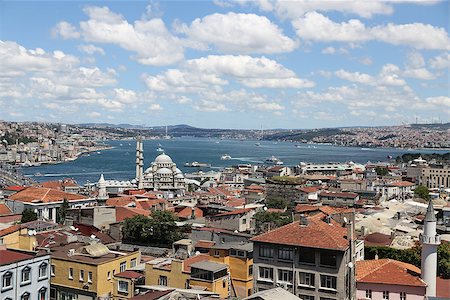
[[22, 137, 449, 185]]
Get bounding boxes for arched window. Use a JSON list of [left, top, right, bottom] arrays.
[[21, 267, 31, 284], [2, 271, 13, 290], [39, 262, 48, 278], [39, 287, 47, 300], [21, 292, 30, 300]]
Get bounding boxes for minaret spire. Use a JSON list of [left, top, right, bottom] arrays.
[[138, 136, 144, 189], [420, 200, 440, 297]]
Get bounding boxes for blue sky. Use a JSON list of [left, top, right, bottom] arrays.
[[1, 0, 449, 129]]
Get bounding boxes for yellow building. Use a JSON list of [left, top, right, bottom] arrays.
[[0, 224, 37, 250], [50, 242, 140, 300], [206, 242, 254, 298], [145, 254, 230, 298], [112, 270, 145, 300]]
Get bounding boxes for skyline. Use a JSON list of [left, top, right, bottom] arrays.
[[1, 0, 449, 129]]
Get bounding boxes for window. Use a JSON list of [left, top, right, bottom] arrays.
[[383, 291, 389, 300], [21, 292, 30, 300], [213, 250, 220, 257], [107, 271, 111, 280], [39, 262, 48, 278], [230, 249, 246, 258], [88, 271, 92, 283], [259, 246, 274, 258], [39, 287, 47, 300], [51, 265, 55, 276], [159, 276, 168, 286], [278, 248, 293, 261], [120, 261, 126, 272], [365, 289, 372, 299], [249, 265, 253, 276], [185, 279, 190, 289], [299, 295, 315, 300], [400, 292, 406, 300], [277, 269, 293, 283], [79, 270, 84, 281], [299, 272, 315, 287], [69, 268, 73, 279], [320, 275, 337, 290], [258, 267, 273, 280], [118, 280, 129, 293], [21, 267, 31, 284], [320, 250, 337, 268], [2, 272, 12, 290], [242, 218, 247, 224], [299, 248, 315, 265], [130, 258, 137, 268]]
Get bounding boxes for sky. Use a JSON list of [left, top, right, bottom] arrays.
[[0, 0, 449, 129]]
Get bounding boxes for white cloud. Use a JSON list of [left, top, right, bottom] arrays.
[[52, 6, 184, 66], [335, 70, 373, 84], [292, 12, 450, 50], [148, 103, 163, 111], [193, 100, 229, 112], [429, 53, 450, 69], [52, 21, 80, 39], [322, 46, 336, 54], [254, 102, 284, 111], [178, 12, 297, 54], [114, 88, 137, 104], [78, 44, 105, 55], [87, 111, 101, 118], [425, 96, 450, 107]]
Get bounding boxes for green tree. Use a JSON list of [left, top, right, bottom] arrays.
[[57, 198, 69, 224], [265, 197, 289, 209], [21, 208, 37, 223], [253, 211, 292, 234], [375, 166, 389, 176], [414, 185, 430, 200], [438, 242, 450, 278]]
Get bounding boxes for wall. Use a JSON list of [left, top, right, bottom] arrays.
[[356, 282, 425, 300], [145, 260, 190, 289]]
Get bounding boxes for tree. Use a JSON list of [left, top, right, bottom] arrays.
[[265, 197, 289, 209], [414, 185, 430, 200], [21, 208, 37, 223], [57, 198, 69, 224], [375, 166, 389, 176], [253, 211, 292, 234]]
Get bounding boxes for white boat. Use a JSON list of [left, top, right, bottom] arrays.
[[220, 154, 231, 160], [266, 155, 283, 165], [156, 147, 164, 152], [255, 142, 261, 146], [185, 161, 211, 167]]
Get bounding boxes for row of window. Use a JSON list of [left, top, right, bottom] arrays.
[[258, 267, 337, 290], [259, 247, 338, 268], [365, 289, 407, 300], [2, 287, 47, 300], [2, 263, 48, 290], [298, 295, 336, 300]]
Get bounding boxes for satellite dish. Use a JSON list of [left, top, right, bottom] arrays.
[[343, 217, 348, 224]]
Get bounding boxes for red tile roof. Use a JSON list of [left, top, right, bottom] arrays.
[[183, 254, 209, 273], [5, 185, 26, 191], [295, 204, 321, 213], [298, 186, 319, 193], [0, 224, 20, 237], [364, 232, 393, 247], [225, 198, 246, 207], [195, 240, 216, 249], [437, 276, 450, 299], [213, 208, 253, 217], [0, 203, 13, 216], [0, 249, 34, 265], [115, 207, 150, 222], [106, 196, 136, 207], [114, 270, 144, 279], [389, 181, 415, 187], [319, 206, 354, 215], [356, 259, 426, 287], [251, 216, 349, 250], [8, 187, 87, 203], [319, 191, 359, 198]]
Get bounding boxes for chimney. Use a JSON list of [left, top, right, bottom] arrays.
[[299, 214, 309, 226], [375, 253, 379, 260], [191, 207, 196, 220]]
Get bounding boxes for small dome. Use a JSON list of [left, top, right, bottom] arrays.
[[155, 153, 173, 164], [157, 167, 173, 175], [144, 167, 152, 173], [176, 173, 184, 178], [175, 168, 182, 174]]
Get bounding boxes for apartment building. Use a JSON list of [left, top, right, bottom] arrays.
[[251, 214, 356, 300], [49, 242, 140, 300], [319, 191, 360, 207], [0, 246, 51, 300]]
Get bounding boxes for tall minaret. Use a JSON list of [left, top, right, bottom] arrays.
[[97, 174, 108, 203], [421, 200, 441, 297], [135, 136, 141, 181], [138, 137, 144, 189]]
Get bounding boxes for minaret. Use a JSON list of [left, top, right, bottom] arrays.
[[138, 137, 144, 189], [421, 200, 440, 297], [135, 136, 141, 181], [97, 174, 108, 203]]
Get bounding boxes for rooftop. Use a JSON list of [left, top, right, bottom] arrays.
[[0, 249, 35, 265], [114, 270, 144, 279], [51, 242, 135, 264], [8, 187, 88, 203], [190, 261, 227, 272]]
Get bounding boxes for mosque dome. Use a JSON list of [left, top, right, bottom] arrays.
[[155, 153, 173, 164], [175, 168, 182, 174], [157, 167, 173, 175], [175, 173, 184, 179]]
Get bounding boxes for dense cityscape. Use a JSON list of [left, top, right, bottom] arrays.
[[1, 1, 450, 300]]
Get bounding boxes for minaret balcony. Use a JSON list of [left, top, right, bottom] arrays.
[[420, 234, 441, 245]]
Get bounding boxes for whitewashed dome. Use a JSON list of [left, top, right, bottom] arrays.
[[175, 173, 184, 179], [155, 153, 173, 164], [157, 167, 173, 175], [144, 167, 153, 173], [175, 168, 182, 174]]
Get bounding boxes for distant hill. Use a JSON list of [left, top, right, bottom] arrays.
[[264, 128, 354, 141], [409, 123, 450, 130]]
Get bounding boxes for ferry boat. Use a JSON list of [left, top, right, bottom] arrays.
[[265, 155, 283, 165], [220, 154, 231, 160], [185, 162, 211, 167], [156, 147, 164, 152], [254, 142, 261, 146]]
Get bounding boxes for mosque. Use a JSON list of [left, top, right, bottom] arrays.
[[135, 136, 186, 194]]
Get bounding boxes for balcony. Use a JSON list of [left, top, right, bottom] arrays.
[[420, 234, 441, 245]]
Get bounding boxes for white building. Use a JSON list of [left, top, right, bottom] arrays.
[[0, 246, 51, 300], [141, 153, 186, 194]]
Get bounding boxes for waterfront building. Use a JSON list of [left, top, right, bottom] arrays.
[[0, 246, 51, 300], [141, 153, 186, 194], [406, 157, 450, 189], [251, 213, 356, 300], [420, 201, 440, 297], [50, 242, 140, 300]]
